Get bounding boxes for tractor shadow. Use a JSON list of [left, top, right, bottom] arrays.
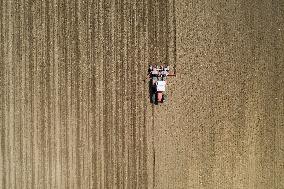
[[148, 79, 158, 105]]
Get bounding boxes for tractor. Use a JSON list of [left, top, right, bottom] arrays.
[[147, 64, 176, 104]]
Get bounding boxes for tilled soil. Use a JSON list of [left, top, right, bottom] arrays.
[[0, 0, 283, 189]]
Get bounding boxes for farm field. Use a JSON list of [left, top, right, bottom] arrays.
[[0, 0, 283, 188]]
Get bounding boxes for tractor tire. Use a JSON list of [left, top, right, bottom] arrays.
[[162, 94, 166, 102], [151, 93, 156, 104]]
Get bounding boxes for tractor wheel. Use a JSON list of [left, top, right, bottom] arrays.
[[162, 94, 166, 102], [151, 93, 156, 104]]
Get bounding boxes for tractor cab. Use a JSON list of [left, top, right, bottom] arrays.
[[156, 80, 166, 92], [156, 80, 166, 102]]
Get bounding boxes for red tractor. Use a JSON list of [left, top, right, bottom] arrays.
[[147, 65, 176, 104]]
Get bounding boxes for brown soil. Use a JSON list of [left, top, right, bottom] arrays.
[[0, 0, 283, 189]]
